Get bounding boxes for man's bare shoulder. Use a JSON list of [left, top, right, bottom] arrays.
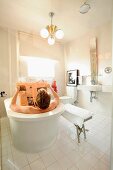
[[10, 103, 59, 114], [49, 101, 58, 111], [11, 105, 41, 114]]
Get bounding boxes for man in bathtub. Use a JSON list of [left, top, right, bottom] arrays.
[[10, 81, 59, 114]]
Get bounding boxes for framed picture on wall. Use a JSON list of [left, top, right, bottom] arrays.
[[66, 70, 78, 86]]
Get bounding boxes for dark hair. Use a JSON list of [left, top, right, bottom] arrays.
[[36, 88, 51, 109]]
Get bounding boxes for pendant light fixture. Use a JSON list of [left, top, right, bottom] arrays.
[[40, 12, 64, 45]]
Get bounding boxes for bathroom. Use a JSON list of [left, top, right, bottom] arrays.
[[0, 0, 112, 169]]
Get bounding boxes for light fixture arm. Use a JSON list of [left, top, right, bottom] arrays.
[[49, 12, 54, 26], [47, 12, 57, 37]]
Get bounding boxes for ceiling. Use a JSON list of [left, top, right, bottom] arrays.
[[0, 0, 112, 43]]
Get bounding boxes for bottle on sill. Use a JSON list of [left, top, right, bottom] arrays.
[[51, 80, 58, 93]]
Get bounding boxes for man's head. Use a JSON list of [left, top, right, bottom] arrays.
[[36, 88, 51, 109]]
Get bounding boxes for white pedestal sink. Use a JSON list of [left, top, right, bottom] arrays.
[[77, 84, 103, 102], [77, 84, 112, 92], [77, 84, 102, 92], [85, 85, 102, 102], [84, 84, 102, 92], [77, 84, 111, 102], [102, 85, 112, 92]]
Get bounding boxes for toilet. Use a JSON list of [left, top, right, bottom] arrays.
[[60, 86, 77, 104]]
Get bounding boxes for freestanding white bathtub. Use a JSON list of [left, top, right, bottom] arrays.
[[4, 98, 64, 152]]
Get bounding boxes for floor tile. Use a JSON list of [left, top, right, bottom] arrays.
[[90, 147, 104, 159], [40, 152, 56, 167], [21, 165, 31, 170], [83, 152, 98, 167], [26, 153, 40, 163], [47, 161, 62, 170], [30, 158, 45, 170], [50, 148, 65, 160], [2, 160, 15, 170], [76, 158, 92, 170], [39, 148, 51, 157], [92, 160, 109, 170], [67, 150, 82, 164], [58, 155, 74, 170], [68, 165, 79, 170], [100, 153, 110, 166]]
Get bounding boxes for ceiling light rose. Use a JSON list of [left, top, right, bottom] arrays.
[[40, 12, 64, 45]]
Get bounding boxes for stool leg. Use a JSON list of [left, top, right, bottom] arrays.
[[83, 124, 86, 139], [76, 125, 80, 143]]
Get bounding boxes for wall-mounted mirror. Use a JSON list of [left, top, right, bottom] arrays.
[[90, 37, 98, 85]]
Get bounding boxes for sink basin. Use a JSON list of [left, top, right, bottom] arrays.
[[85, 84, 102, 92], [102, 85, 112, 92]]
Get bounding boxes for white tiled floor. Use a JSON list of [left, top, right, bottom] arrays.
[[1, 111, 111, 170]]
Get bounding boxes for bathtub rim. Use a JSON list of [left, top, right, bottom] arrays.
[[4, 98, 64, 122]]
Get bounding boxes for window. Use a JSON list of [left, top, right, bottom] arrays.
[[20, 56, 56, 79]]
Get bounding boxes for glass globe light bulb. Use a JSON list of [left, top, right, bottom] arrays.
[[48, 36, 55, 45], [40, 28, 49, 38], [55, 29, 64, 39]]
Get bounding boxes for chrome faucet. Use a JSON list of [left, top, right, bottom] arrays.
[[91, 79, 96, 85], [90, 91, 97, 102]]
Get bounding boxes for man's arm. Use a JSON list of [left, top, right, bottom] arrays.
[[46, 84, 59, 111], [10, 85, 47, 114], [10, 87, 20, 106], [10, 86, 22, 112], [10, 88, 41, 114]]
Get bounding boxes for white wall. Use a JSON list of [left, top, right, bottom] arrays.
[[0, 27, 10, 117], [64, 21, 112, 115], [0, 27, 18, 117], [110, 11, 113, 170]]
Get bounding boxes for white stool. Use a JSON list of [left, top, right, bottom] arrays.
[[62, 104, 93, 143]]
